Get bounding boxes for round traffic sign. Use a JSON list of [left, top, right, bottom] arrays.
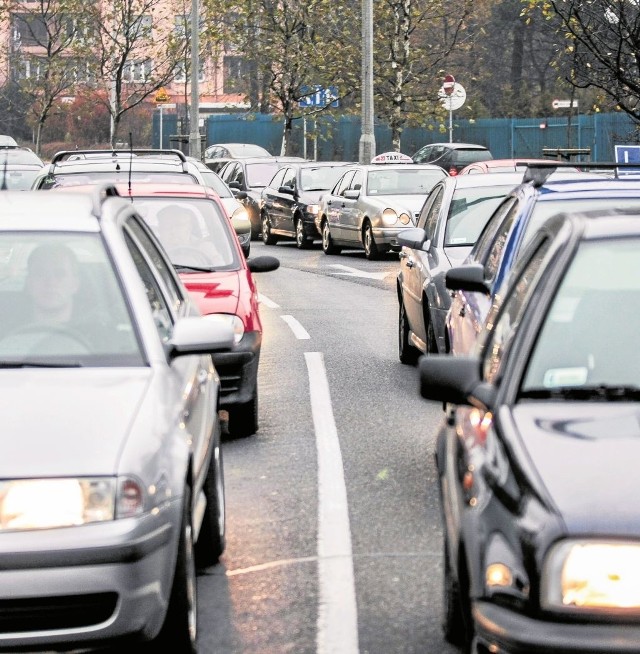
[[438, 83, 466, 111]]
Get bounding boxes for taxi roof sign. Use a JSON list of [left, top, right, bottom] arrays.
[[155, 88, 170, 103], [371, 152, 413, 164]]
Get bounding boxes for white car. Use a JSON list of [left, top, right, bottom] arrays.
[[315, 158, 447, 259], [0, 187, 234, 652]]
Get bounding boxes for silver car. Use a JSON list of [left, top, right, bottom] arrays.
[[0, 188, 234, 652], [315, 161, 447, 259]]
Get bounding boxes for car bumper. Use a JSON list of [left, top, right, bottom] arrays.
[[302, 214, 321, 238], [474, 600, 640, 654], [372, 226, 413, 249], [212, 330, 261, 407], [0, 498, 182, 650]]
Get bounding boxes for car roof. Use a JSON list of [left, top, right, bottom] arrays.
[[52, 181, 221, 200], [442, 171, 525, 188], [0, 190, 103, 231], [426, 142, 489, 150]]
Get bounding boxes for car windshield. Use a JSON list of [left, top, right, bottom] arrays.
[[0, 233, 143, 366], [300, 166, 350, 191], [246, 162, 282, 187], [366, 168, 445, 195], [1, 168, 41, 190], [194, 168, 234, 197], [454, 149, 492, 165], [444, 184, 518, 246], [133, 197, 240, 271], [522, 238, 640, 396]]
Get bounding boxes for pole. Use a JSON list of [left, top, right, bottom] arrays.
[[159, 105, 163, 148], [189, 0, 201, 159], [358, 0, 375, 163], [449, 106, 453, 143]]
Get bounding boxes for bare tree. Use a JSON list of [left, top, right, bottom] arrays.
[[87, 0, 187, 146], [547, 0, 640, 119], [0, 0, 87, 153]]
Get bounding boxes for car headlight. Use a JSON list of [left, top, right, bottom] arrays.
[[306, 204, 320, 216], [541, 540, 640, 611], [0, 477, 146, 530], [381, 208, 399, 226], [398, 211, 411, 225], [204, 313, 244, 344], [231, 206, 250, 223]]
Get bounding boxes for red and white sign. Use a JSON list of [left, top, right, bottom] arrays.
[[443, 74, 456, 96]]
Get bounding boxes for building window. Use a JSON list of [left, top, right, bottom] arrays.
[[123, 59, 152, 83], [223, 55, 249, 94], [12, 14, 48, 47]]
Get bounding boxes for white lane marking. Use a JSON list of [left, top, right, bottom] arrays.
[[281, 315, 311, 339], [259, 292, 280, 308], [327, 264, 389, 280], [305, 352, 359, 654]]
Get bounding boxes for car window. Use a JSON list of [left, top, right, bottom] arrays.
[[246, 162, 281, 187], [453, 149, 492, 165], [444, 184, 519, 247], [482, 198, 520, 282], [423, 187, 445, 240], [124, 233, 174, 344], [281, 168, 296, 189], [125, 215, 185, 314], [0, 232, 142, 365], [413, 146, 431, 163], [350, 170, 364, 192], [482, 237, 551, 385], [417, 185, 443, 232], [335, 170, 356, 196], [268, 169, 285, 190]]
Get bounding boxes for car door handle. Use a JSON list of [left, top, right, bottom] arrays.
[[406, 258, 415, 268], [197, 368, 209, 388], [399, 251, 407, 260], [459, 306, 466, 317]]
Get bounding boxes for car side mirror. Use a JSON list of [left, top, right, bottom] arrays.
[[247, 255, 280, 273], [446, 264, 490, 294], [343, 189, 360, 199], [397, 227, 429, 250], [278, 186, 295, 196]]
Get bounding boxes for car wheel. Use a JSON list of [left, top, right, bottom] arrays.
[[261, 213, 278, 245], [143, 485, 197, 653], [442, 539, 466, 646], [195, 425, 225, 567], [322, 220, 341, 255], [295, 217, 312, 249], [426, 314, 438, 354], [363, 222, 380, 260], [227, 390, 258, 438], [398, 299, 420, 365]]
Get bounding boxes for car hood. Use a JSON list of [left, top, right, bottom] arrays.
[[180, 270, 240, 317], [371, 194, 427, 214], [0, 368, 152, 477], [512, 402, 640, 535]]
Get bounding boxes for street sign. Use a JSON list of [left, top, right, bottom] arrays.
[[552, 99, 578, 109], [155, 87, 170, 104], [615, 145, 640, 173], [438, 83, 466, 111], [443, 74, 455, 96], [299, 86, 339, 108]]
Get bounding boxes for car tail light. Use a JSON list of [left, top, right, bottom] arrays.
[[449, 167, 458, 176]]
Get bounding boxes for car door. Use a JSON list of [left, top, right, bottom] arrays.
[[124, 215, 215, 487], [401, 184, 445, 350], [324, 169, 355, 241], [261, 167, 286, 222], [270, 167, 296, 232], [338, 169, 365, 245]]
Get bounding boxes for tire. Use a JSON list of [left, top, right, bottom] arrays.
[[398, 299, 420, 365], [261, 213, 278, 245], [426, 310, 438, 354], [363, 222, 380, 260], [227, 390, 258, 438], [143, 486, 197, 653], [295, 217, 312, 249], [442, 539, 465, 646], [321, 220, 341, 255], [195, 427, 225, 567]]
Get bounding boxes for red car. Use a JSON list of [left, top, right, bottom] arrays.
[[58, 182, 280, 438]]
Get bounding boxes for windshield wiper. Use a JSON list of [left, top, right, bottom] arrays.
[[173, 264, 216, 273], [520, 385, 640, 401]]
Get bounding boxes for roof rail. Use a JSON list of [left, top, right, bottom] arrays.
[[51, 148, 188, 165], [91, 183, 121, 217], [522, 161, 640, 187]]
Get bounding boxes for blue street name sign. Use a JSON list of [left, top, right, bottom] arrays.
[[615, 144, 640, 173], [299, 86, 339, 108]]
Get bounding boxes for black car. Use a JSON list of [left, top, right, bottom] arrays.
[[260, 161, 353, 249], [411, 142, 492, 175], [219, 157, 291, 239], [420, 207, 640, 654]]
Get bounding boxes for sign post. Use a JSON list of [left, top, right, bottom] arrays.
[[438, 76, 466, 143], [154, 88, 170, 149]]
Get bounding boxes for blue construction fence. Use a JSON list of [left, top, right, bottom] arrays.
[[153, 111, 640, 162]]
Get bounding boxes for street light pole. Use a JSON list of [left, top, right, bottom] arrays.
[[358, 0, 375, 163], [189, 0, 201, 159]]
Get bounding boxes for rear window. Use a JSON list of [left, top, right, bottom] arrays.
[[454, 149, 493, 165]]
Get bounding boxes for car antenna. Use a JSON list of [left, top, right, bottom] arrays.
[[0, 151, 7, 190]]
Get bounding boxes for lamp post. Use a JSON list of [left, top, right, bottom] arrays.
[[189, 0, 201, 159], [358, 0, 375, 163]]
